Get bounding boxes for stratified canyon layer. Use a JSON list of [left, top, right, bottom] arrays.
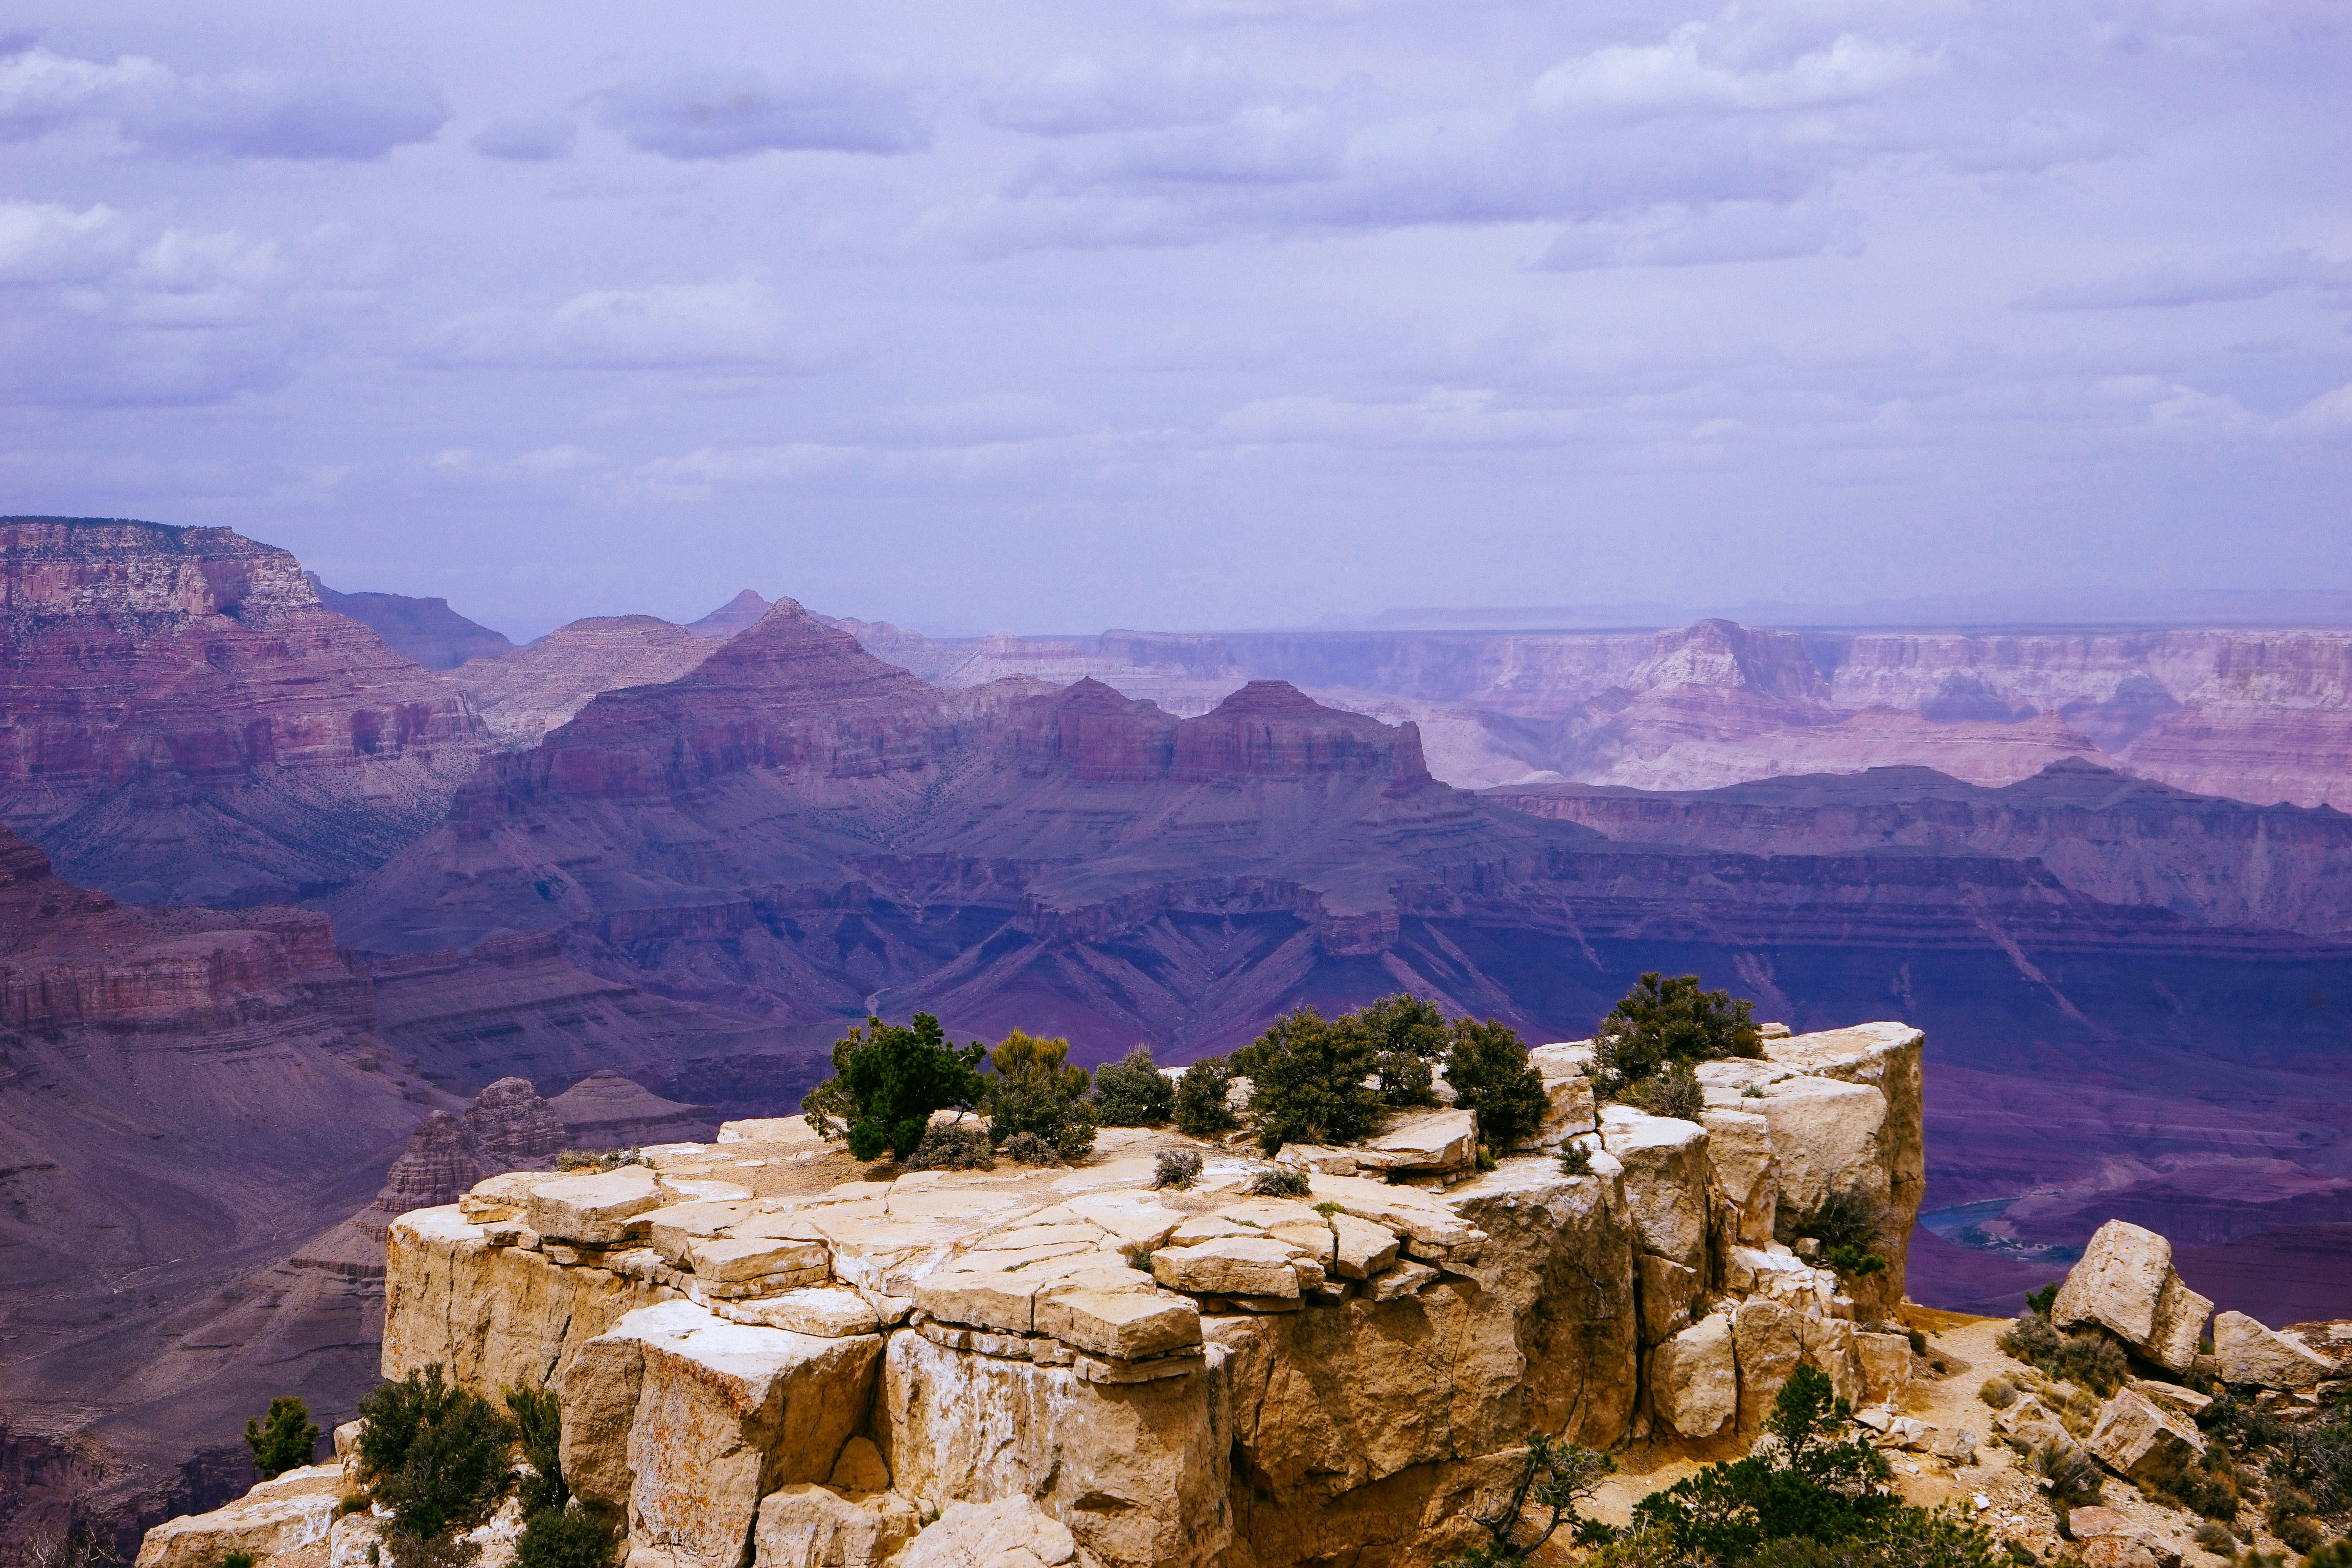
[[305, 576, 513, 671], [447, 615, 721, 748], [0, 519, 487, 905]]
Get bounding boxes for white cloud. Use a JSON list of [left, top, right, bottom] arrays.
[[0, 42, 445, 160], [0, 201, 126, 283], [979, 53, 1250, 137], [1535, 200, 1861, 270], [1217, 387, 1585, 448], [471, 114, 576, 162], [1529, 24, 1934, 119], [2018, 251, 2352, 311], [422, 279, 849, 370]]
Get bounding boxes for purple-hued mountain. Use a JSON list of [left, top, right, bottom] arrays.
[[307, 573, 514, 670]]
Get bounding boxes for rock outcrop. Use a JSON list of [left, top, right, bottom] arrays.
[[307, 575, 514, 670], [314, 1023, 1925, 1568], [446, 613, 722, 747], [2051, 1220, 2214, 1374], [0, 517, 487, 903]]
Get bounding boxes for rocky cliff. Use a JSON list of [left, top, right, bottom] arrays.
[[447, 614, 722, 748], [306, 576, 514, 670], [351, 1022, 1924, 1568], [0, 518, 488, 904]]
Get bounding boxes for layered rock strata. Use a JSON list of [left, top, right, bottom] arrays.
[[360, 1022, 1926, 1568]]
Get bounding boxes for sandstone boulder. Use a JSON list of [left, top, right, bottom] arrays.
[[557, 1301, 883, 1568], [1365, 1109, 1477, 1170], [1854, 1330, 1913, 1404], [1598, 1107, 1710, 1270], [1328, 1213, 1400, 1279], [2085, 1387, 2204, 1484], [1650, 1313, 1736, 1439], [753, 1483, 921, 1568], [1151, 1236, 1302, 1298], [135, 1465, 343, 1568], [1637, 1253, 1700, 1346], [829, 1436, 891, 1493], [1036, 1287, 1201, 1361], [2052, 1221, 2211, 1374], [526, 1166, 661, 1245], [896, 1496, 1078, 1568], [2213, 1310, 2336, 1389], [1730, 1298, 1860, 1429], [1699, 1108, 1777, 1247], [1754, 1076, 1890, 1218]]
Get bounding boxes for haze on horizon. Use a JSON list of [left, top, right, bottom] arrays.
[[3, 0, 2347, 640]]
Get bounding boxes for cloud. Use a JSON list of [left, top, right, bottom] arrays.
[[979, 53, 1249, 137], [1529, 23, 1934, 119], [471, 114, 576, 162], [1535, 200, 1862, 270], [1217, 388, 1585, 448], [591, 65, 927, 159], [422, 278, 848, 369], [0, 201, 127, 283], [432, 444, 602, 479], [0, 42, 445, 160], [2017, 251, 2352, 311]]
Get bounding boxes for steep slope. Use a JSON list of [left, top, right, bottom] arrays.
[[0, 518, 488, 904], [685, 588, 771, 638], [445, 614, 720, 748], [305, 575, 512, 669]]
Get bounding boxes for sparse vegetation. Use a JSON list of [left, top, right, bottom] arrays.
[[1234, 1005, 1388, 1151], [515, 1508, 621, 1568], [1996, 1313, 2130, 1397], [996, 1130, 1063, 1165], [244, 1394, 319, 1480], [355, 1365, 517, 1543], [2030, 1438, 2105, 1517], [2024, 1282, 2060, 1318], [1091, 1046, 1175, 1126], [905, 1120, 995, 1171], [1592, 973, 1762, 1105], [554, 1148, 644, 1172], [1786, 1192, 1891, 1283], [1978, 1378, 2017, 1410], [1444, 1018, 1548, 1152], [1247, 1167, 1311, 1198], [1559, 1138, 1594, 1176], [982, 1031, 1096, 1160], [1172, 1054, 1240, 1139], [1154, 1149, 1203, 1189], [1626, 1063, 1704, 1122], [504, 1385, 566, 1517], [803, 1013, 988, 1163]]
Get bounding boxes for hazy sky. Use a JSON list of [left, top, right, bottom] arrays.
[[4, 1, 2347, 637]]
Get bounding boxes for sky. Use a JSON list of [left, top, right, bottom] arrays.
[[2, 1, 2347, 639]]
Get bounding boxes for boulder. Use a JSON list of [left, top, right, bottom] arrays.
[[558, 1301, 884, 1568], [829, 1436, 891, 1493], [2213, 1310, 2337, 1389], [1598, 1107, 1711, 1270], [1754, 1077, 1891, 1219], [1034, 1287, 1202, 1361], [2085, 1387, 2205, 1484], [1730, 1298, 1860, 1430], [896, 1497, 1078, 1568], [1854, 1330, 1913, 1404], [526, 1166, 662, 1245], [1328, 1214, 1400, 1280], [1151, 1236, 1302, 1298], [1637, 1254, 1700, 1346], [1365, 1109, 1477, 1171], [134, 1465, 343, 1568], [1699, 1108, 1777, 1247], [1650, 1313, 1737, 1439], [2052, 1221, 2212, 1374], [1534, 1074, 1596, 1148], [753, 1483, 920, 1568], [732, 1287, 884, 1338]]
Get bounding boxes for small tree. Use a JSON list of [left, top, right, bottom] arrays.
[[505, 1385, 567, 1517], [356, 1365, 517, 1542], [802, 1013, 987, 1163], [1360, 993, 1452, 1107], [1234, 1005, 1387, 1152], [1091, 1046, 1175, 1126], [1172, 1055, 1239, 1138], [1593, 973, 1761, 1098], [244, 1395, 319, 1480], [1444, 1018, 1548, 1153], [1438, 1432, 1615, 1566], [982, 1031, 1096, 1160], [516, 1508, 621, 1568]]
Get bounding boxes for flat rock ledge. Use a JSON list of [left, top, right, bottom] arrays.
[[156, 1023, 1928, 1568]]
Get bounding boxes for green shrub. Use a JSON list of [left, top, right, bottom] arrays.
[[997, 1130, 1063, 1165], [1626, 1065, 1704, 1123], [1360, 993, 1452, 1108], [2301, 1539, 2352, 1568], [1592, 973, 1762, 1095], [1154, 1149, 1203, 1189], [1434, 1431, 1614, 1566], [2194, 1521, 2239, 1555], [355, 1365, 517, 1541], [1172, 1056, 1239, 1139], [1559, 1139, 1594, 1176], [1234, 1006, 1386, 1152], [2267, 1394, 2352, 1515], [2024, 1282, 2060, 1318], [982, 1032, 1095, 1160], [244, 1395, 319, 1481], [224, 1555, 258, 1568], [905, 1120, 994, 1171], [1996, 1314, 2130, 1397], [2031, 1440, 2104, 1512], [1247, 1167, 1310, 1198], [1091, 1047, 1175, 1126], [503, 1386, 566, 1517], [1736, 1508, 2007, 1568], [1444, 1018, 1548, 1152], [515, 1508, 621, 1568], [802, 1013, 987, 1163]]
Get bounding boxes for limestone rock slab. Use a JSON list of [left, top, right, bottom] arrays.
[[1365, 1109, 1477, 1170], [526, 1166, 661, 1244], [2214, 1310, 2336, 1388], [1637, 1253, 1700, 1346], [1598, 1107, 1710, 1270], [135, 1464, 343, 1568], [1152, 1236, 1302, 1298], [2085, 1387, 2205, 1484], [896, 1497, 1077, 1568], [2053, 1220, 2211, 1373], [1699, 1108, 1777, 1247]]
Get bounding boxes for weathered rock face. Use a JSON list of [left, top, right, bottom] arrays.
[[446, 613, 720, 748], [331, 1022, 1926, 1568], [0, 517, 486, 904], [2211, 1310, 2337, 1389]]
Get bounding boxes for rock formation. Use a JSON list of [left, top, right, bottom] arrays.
[[446, 613, 723, 747], [307, 575, 514, 670], [689, 588, 774, 638], [0, 517, 487, 904], [334, 1022, 1925, 1568], [544, 1069, 717, 1147]]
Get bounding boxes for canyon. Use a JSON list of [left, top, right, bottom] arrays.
[[5, 518, 2352, 1557]]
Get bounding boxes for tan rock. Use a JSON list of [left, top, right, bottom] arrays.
[[915, 1263, 1059, 1337], [1649, 1314, 1736, 1439], [2053, 1221, 2211, 1374], [1036, 1287, 1202, 1361], [135, 1465, 343, 1568], [2127, 1378, 2210, 1414], [730, 1287, 882, 1338], [2085, 1387, 2205, 1484], [1303, 1174, 1482, 1251], [1534, 1074, 1596, 1147], [1365, 1109, 1478, 1170], [692, 1234, 830, 1284], [1730, 1298, 1858, 1430], [1598, 1107, 1711, 1270], [645, 1198, 754, 1266], [828, 1436, 891, 1493], [1328, 1214, 1400, 1280], [1854, 1330, 1913, 1404], [1152, 1236, 1302, 1299], [526, 1166, 662, 1245], [1637, 1254, 1699, 1345], [565, 1301, 884, 1568], [1698, 1108, 1777, 1247], [2213, 1310, 2336, 1388], [460, 1170, 544, 1222], [895, 1497, 1078, 1568], [1367, 1260, 1438, 1300], [752, 1483, 919, 1568], [1753, 1077, 1891, 1219]]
